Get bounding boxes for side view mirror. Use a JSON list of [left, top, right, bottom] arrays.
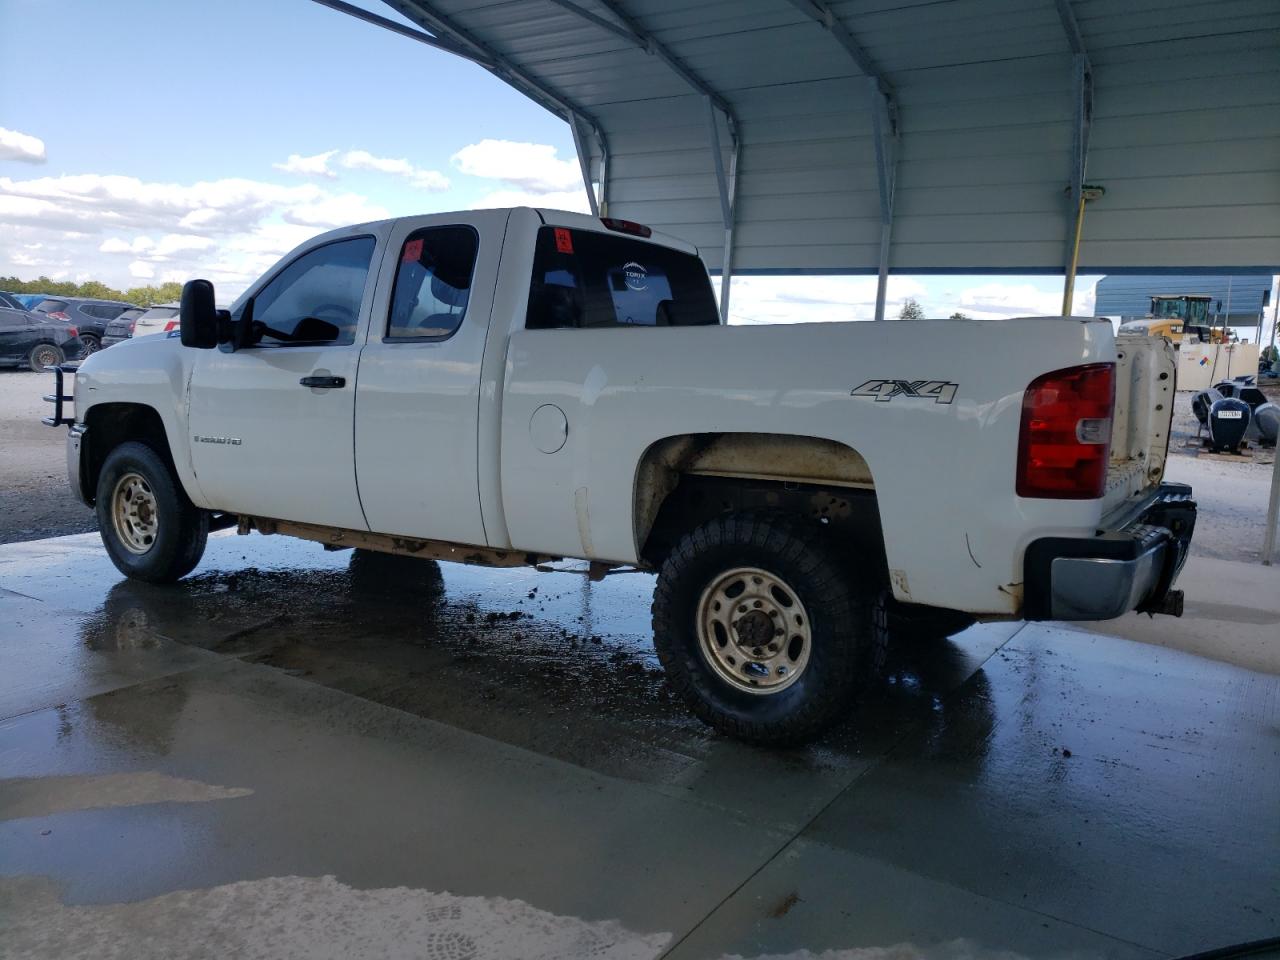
[[180, 279, 219, 349]]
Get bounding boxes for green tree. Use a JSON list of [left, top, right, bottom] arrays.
[[898, 297, 925, 320], [0, 275, 185, 306], [949, 311, 971, 320]]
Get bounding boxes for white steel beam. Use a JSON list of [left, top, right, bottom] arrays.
[[788, 0, 898, 320], [545, 0, 741, 314], [310, 0, 489, 62], [546, 0, 738, 134], [1057, 0, 1093, 313], [869, 79, 897, 322], [707, 98, 738, 323]]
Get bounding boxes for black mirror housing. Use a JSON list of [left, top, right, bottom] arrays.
[[180, 279, 219, 349]]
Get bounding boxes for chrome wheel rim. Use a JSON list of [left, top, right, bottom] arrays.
[[79, 336, 100, 355], [111, 472, 159, 555], [696, 567, 812, 695]]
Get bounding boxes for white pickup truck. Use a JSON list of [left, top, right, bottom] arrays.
[[53, 207, 1196, 744]]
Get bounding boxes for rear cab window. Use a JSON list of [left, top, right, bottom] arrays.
[[526, 226, 718, 330]]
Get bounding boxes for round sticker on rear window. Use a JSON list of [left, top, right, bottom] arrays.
[[623, 261, 648, 291]]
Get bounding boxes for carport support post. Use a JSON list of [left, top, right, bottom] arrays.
[[569, 116, 601, 217], [870, 78, 897, 321], [1264, 451, 1280, 565], [708, 96, 738, 324]]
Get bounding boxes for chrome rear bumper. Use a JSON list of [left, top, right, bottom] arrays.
[[1023, 483, 1196, 621]]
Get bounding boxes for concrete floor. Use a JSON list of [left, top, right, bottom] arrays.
[[1, 531, 1277, 959]]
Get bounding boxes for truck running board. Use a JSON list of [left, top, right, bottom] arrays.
[[239, 516, 554, 569]]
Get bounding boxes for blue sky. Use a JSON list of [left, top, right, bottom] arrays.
[[1, 0, 574, 198], [0, 0, 1092, 319]]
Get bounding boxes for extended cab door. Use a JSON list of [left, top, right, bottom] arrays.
[[187, 230, 383, 529], [353, 211, 507, 545]]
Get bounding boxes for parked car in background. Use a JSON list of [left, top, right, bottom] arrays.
[[0, 295, 82, 370], [9, 292, 52, 310], [29, 297, 134, 356], [99, 307, 148, 347], [101, 303, 181, 347]]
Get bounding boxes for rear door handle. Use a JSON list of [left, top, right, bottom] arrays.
[[299, 375, 346, 389]]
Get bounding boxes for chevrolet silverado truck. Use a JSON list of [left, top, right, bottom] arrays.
[[51, 207, 1196, 744]]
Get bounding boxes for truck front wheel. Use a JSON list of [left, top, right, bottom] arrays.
[[652, 512, 886, 746], [96, 441, 208, 583]]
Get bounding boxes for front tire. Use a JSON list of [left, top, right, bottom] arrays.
[[96, 441, 208, 583], [27, 342, 64, 372], [77, 334, 101, 357], [652, 512, 887, 746]]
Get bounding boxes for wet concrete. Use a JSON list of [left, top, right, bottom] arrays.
[[1, 531, 1277, 959]]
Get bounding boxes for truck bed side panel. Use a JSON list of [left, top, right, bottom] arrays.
[[500, 318, 1116, 615]]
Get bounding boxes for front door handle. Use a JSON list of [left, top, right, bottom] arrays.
[[299, 375, 346, 389]]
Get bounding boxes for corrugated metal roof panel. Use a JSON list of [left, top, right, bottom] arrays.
[[386, 0, 1280, 274]]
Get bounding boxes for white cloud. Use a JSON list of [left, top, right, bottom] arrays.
[[152, 233, 217, 257], [99, 236, 154, 254], [469, 188, 591, 214], [0, 127, 47, 164], [452, 140, 582, 194], [340, 150, 449, 191], [0, 173, 327, 235], [0, 169, 394, 298], [273, 149, 338, 179], [726, 276, 928, 325], [283, 194, 390, 227], [957, 282, 1069, 320]]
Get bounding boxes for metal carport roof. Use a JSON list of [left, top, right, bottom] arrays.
[[318, 0, 1280, 319]]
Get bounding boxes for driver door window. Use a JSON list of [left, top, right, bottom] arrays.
[[246, 236, 376, 346]]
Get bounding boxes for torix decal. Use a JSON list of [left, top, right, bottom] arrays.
[[850, 380, 959, 404]]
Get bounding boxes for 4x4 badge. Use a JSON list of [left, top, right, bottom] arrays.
[[850, 379, 958, 404]]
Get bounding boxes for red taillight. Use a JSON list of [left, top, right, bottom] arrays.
[[67, 326, 79, 337], [1016, 363, 1115, 499], [163, 320, 178, 332], [49, 311, 71, 321], [128, 319, 138, 332], [600, 217, 652, 238]]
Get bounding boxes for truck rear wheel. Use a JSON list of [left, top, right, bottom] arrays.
[[652, 512, 886, 746], [96, 441, 208, 583]]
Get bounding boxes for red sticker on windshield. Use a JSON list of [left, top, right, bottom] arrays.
[[554, 228, 573, 254], [402, 238, 424, 263]]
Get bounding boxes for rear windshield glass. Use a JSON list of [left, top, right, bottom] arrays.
[[526, 226, 718, 329], [138, 307, 180, 321]]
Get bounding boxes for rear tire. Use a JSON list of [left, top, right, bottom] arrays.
[[96, 441, 208, 583], [77, 334, 101, 357], [652, 512, 887, 746], [27, 342, 64, 372]]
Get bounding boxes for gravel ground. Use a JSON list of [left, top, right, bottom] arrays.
[[0, 369, 97, 544], [1164, 388, 1279, 563], [0, 367, 1275, 558]]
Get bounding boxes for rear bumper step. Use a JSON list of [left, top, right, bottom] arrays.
[[1023, 483, 1196, 621]]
